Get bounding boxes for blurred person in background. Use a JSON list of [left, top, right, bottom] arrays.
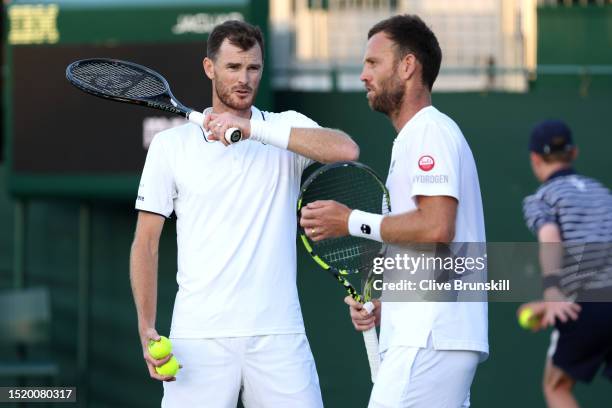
[[519, 119, 612, 408]]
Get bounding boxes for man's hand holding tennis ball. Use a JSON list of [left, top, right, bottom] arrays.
[[141, 328, 180, 381]]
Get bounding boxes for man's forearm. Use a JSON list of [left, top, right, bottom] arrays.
[[537, 223, 565, 300], [288, 128, 359, 163], [130, 240, 159, 333], [380, 196, 457, 244], [540, 247, 566, 301], [381, 209, 455, 244]]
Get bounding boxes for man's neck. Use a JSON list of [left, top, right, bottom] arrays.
[[541, 164, 574, 182], [389, 88, 432, 132], [211, 94, 253, 119]]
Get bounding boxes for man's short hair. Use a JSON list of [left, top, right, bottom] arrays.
[[540, 151, 574, 164], [368, 15, 442, 91], [207, 20, 264, 61]]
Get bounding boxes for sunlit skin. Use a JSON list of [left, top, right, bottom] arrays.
[[202, 39, 263, 144]]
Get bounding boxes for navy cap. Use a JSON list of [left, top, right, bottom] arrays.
[[529, 120, 574, 154]]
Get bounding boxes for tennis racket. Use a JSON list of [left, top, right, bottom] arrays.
[[298, 161, 390, 383], [65, 58, 242, 144]]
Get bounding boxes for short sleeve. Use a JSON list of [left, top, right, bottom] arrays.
[[522, 193, 556, 235], [135, 133, 176, 218], [408, 122, 460, 201], [283, 110, 320, 171]]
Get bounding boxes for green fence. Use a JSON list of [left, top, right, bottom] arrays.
[[538, 5, 612, 65], [2, 4, 612, 407]]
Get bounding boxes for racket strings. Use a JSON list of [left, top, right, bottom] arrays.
[[71, 61, 167, 98], [326, 243, 364, 264], [302, 165, 390, 275], [125, 76, 167, 98]]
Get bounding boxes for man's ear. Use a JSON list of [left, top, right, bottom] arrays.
[[530, 152, 543, 168], [203, 57, 214, 80], [399, 53, 417, 81], [571, 146, 579, 162]]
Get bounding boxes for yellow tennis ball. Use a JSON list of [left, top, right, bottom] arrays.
[[155, 356, 179, 377], [518, 307, 538, 330], [148, 336, 172, 359]]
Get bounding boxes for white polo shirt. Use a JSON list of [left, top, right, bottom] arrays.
[[381, 106, 489, 359], [135, 106, 316, 338]]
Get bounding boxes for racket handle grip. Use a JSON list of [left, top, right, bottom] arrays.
[[363, 301, 375, 314], [188, 110, 204, 126], [362, 301, 380, 383], [363, 326, 380, 383]]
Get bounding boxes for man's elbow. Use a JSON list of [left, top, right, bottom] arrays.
[[347, 142, 360, 161], [337, 140, 360, 161]]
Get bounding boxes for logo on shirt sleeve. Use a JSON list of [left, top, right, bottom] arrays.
[[418, 155, 435, 171]]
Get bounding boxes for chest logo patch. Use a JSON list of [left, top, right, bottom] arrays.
[[418, 155, 435, 172]]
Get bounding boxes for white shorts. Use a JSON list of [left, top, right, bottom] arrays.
[[161, 334, 323, 408], [369, 337, 480, 408]]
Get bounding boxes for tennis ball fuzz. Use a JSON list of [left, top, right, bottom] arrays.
[[155, 356, 179, 377], [518, 307, 538, 330], [148, 336, 172, 359]]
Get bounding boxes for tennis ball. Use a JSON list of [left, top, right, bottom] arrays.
[[148, 336, 172, 359], [518, 307, 538, 330], [155, 356, 179, 377]]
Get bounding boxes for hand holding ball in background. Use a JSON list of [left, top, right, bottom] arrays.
[[518, 307, 540, 330], [517, 301, 581, 332], [517, 302, 545, 331]]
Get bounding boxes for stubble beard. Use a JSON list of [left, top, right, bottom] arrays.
[[214, 77, 257, 111], [369, 73, 404, 118]]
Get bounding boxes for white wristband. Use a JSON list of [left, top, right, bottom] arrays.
[[348, 210, 384, 242], [249, 120, 291, 149]]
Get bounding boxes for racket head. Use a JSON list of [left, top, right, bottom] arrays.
[[66, 58, 189, 116], [298, 161, 390, 302]]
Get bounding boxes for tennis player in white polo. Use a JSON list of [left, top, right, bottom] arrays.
[[129, 20, 359, 407], [300, 15, 488, 407]]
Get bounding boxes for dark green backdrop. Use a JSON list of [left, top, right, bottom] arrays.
[[2, 4, 612, 408], [2, 81, 611, 406]]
